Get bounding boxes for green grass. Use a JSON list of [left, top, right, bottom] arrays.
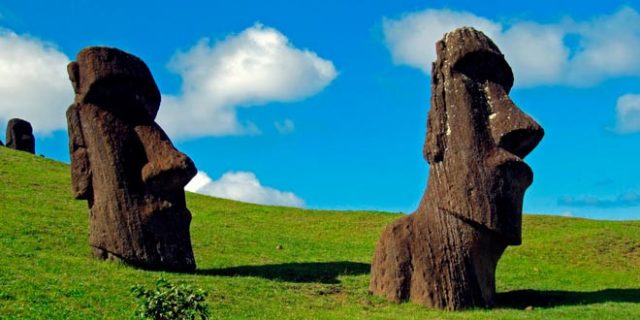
[[0, 146, 639, 319]]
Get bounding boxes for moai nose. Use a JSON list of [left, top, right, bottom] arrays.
[[137, 124, 197, 191], [485, 82, 544, 158]]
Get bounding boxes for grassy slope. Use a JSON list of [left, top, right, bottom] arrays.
[[0, 146, 638, 319]]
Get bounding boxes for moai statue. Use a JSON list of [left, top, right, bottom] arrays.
[[369, 28, 544, 310], [6, 118, 35, 154], [66, 47, 197, 272]]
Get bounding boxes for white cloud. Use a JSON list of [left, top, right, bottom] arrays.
[[274, 118, 295, 134], [185, 170, 305, 208], [383, 9, 500, 73], [615, 94, 640, 133], [382, 7, 640, 87], [0, 28, 72, 134], [559, 191, 640, 208], [0, 24, 335, 139], [498, 22, 568, 85], [568, 8, 640, 84], [157, 23, 337, 139]]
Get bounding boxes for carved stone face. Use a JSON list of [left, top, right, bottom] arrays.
[[6, 118, 35, 154], [67, 47, 197, 271], [424, 29, 543, 245]]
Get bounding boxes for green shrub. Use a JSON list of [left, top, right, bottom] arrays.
[[131, 277, 210, 320]]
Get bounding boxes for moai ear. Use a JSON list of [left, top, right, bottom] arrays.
[[66, 104, 92, 200], [68, 62, 80, 95]]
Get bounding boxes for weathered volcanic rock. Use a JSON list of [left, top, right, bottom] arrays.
[[6, 118, 35, 154], [66, 47, 197, 272], [369, 28, 544, 310]]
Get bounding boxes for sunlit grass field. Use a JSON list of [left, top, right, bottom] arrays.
[[0, 146, 638, 319]]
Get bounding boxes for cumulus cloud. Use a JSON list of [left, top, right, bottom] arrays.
[[185, 171, 305, 208], [569, 8, 640, 83], [157, 23, 337, 139], [382, 7, 640, 87], [615, 94, 640, 133], [0, 28, 72, 134], [383, 9, 500, 73], [559, 191, 640, 208]]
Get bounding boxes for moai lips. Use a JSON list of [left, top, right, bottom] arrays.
[[66, 47, 197, 272], [6, 118, 35, 154], [369, 28, 544, 310]]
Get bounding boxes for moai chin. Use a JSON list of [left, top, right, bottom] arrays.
[[66, 47, 197, 272], [369, 28, 544, 310], [6, 118, 35, 154]]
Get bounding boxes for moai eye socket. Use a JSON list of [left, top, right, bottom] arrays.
[[452, 50, 514, 92], [73, 47, 161, 121], [84, 76, 158, 121]]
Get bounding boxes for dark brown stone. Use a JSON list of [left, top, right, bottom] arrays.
[[66, 47, 197, 272], [369, 28, 544, 310], [6, 118, 35, 154]]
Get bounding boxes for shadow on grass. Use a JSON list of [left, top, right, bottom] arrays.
[[497, 289, 640, 308], [197, 261, 370, 284]]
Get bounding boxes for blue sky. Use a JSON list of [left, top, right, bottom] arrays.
[[1, 0, 640, 220]]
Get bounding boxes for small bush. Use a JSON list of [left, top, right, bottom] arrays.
[[131, 277, 210, 320]]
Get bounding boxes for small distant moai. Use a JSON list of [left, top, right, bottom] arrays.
[[66, 47, 198, 272], [369, 28, 544, 310], [6, 118, 35, 154]]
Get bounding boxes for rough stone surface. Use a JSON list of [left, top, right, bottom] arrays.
[[66, 47, 197, 272], [369, 28, 544, 310], [6, 118, 35, 154]]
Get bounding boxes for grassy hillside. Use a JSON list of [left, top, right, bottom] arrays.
[[0, 146, 638, 319]]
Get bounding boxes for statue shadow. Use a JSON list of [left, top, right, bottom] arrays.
[[496, 288, 640, 309], [197, 261, 370, 284]]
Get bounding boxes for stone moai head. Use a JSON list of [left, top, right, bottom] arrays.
[[66, 47, 197, 272], [424, 27, 544, 245], [369, 28, 544, 310], [6, 118, 35, 154]]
